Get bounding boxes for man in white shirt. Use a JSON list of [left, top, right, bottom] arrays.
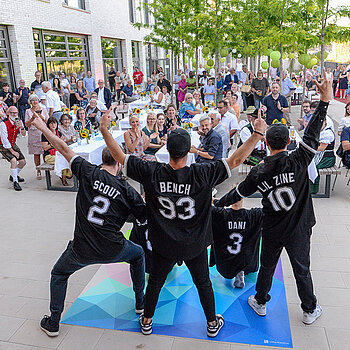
[[209, 111, 230, 157], [0, 106, 27, 191], [94, 80, 112, 109], [198, 64, 205, 77], [90, 92, 107, 111], [217, 100, 239, 139], [42, 81, 62, 121], [120, 67, 130, 88], [59, 72, 70, 108], [236, 59, 243, 81]]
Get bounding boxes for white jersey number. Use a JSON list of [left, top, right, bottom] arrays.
[[87, 195, 110, 226], [267, 186, 296, 212], [158, 196, 195, 220], [227, 233, 243, 255]]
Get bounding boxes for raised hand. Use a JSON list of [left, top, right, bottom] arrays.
[[253, 109, 267, 135], [99, 106, 113, 131], [314, 68, 332, 103]]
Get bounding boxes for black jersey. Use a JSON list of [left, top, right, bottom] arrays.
[[209, 207, 263, 279], [70, 156, 146, 262], [214, 101, 329, 242], [125, 155, 231, 260]]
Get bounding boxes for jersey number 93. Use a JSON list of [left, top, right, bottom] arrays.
[[158, 196, 195, 220]]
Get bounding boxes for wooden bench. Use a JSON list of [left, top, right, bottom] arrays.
[[36, 163, 79, 192], [238, 164, 341, 198]]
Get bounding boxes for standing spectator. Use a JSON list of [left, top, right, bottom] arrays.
[[31, 71, 44, 98], [25, 94, 49, 180], [42, 81, 62, 121], [145, 78, 155, 93], [338, 102, 350, 136], [236, 59, 243, 81], [224, 68, 239, 92], [203, 78, 215, 104], [305, 73, 317, 100], [0, 100, 8, 121], [151, 68, 158, 83], [121, 80, 136, 103], [75, 79, 89, 108], [0, 83, 15, 108], [216, 73, 225, 104], [198, 63, 205, 77], [281, 71, 296, 125], [209, 111, 229, 157], [115, 71, 122, 100], [217, 99, 239, 139], [231, 94, 240, 121], [190, 115, 222, 163], [332, 65, 341, 97], [338, 66, 348, 100], [179, 93, 200, 119], [108, 66, 116, 92], [251, 70, 270, 109], [48, 72, 55, 87], [59, 72, 70, 108], [199, 71, 209, 103], [157, 72, 172, 93], [261, 82, 289, 126], [94, 79, 112, 109], [186, 71, 196, 94], [177, 74, 187, 106], [231, 83, 243, 112], [133, 67, 144, 88], [52, 78, 63, 99], [68, 75, 77, 107], [121, 67, 130, 89], [0, 106, 26, 191], [58, 114, 76, 145], [83, 71, 96, 94], [173, 68, 182, 109], [15, 79, 30, 126]]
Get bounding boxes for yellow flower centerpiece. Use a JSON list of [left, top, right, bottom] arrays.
[[212, 101, 216, 107], [145, 104, 150, 111], [272, 118, 286, 125], [135, 108, 141, 115], [79, 128, 90, 143], [203, 106, 209, 113]]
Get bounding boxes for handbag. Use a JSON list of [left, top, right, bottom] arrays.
[[240, 85, 251, 94], [336, 143, 344, 158]]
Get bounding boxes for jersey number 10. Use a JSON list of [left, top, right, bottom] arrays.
[[267, 186, 296, 212]]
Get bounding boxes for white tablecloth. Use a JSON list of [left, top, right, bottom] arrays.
[[119, 109, 163, 130], [155, 133, 201, 166], [128, 98, 152, 112], [54, 130, 125, 176]]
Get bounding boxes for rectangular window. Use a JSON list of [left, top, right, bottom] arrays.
[[144, 0, 149, 25], [33, 29, 90, 79], [129, 0, 135, 23], [64, 0, 85, 10], [131, 41, 141, 70], [0, 26, 14, 90]]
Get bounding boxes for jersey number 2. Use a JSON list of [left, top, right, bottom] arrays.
[[87, 196, 110, 226], [158, 196, 195, 220]]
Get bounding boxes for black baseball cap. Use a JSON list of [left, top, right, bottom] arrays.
[[266, 123, 290, 149], [167, 128, 191, 158]]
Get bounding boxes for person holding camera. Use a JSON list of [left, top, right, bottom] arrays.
[[25, 94, 49, 180], [0, 106, 27, 191]]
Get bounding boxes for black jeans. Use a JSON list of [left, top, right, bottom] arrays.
[[49, 240, 145, 323], [255, 229, 317, 313], [144, 249, 216, 322]]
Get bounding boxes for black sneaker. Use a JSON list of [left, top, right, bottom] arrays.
[[13, 181, 22, 191], [9, 175, 24, 182], [207, 314, 224, 338], [40, 315, 59, 337], [139, 313, 152, 335]]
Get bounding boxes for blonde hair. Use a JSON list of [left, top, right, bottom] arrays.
[[147, 111, 158, 132], [193, 90, 200, 99], [184, 92, 193, 102]]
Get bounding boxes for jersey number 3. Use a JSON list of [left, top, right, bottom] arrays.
[[87, 196, 110, 226], [158, 196, 195, 220], [227, 233, 243, 255]]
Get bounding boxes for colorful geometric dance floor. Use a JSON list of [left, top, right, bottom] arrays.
[[62, 258, 292, 348]]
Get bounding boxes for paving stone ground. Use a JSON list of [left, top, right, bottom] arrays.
[[0, 100, 349, 349]]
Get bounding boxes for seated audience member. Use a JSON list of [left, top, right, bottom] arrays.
[[41, 117, 70, 186], [297, 100, 312, 131], [75, 79, 89, 109], [25, 94, 49, 180], [238, 107, 266, 165], [151, 85, 165, 109], [142, 112, 162, 158], [203, 79, 215, 104], [85, 99, 101, 129], [58, 114, 76, 145], [0, 106, 26, 191], [145, 78, 155, 93], [310, 118, 336, 194], [90, 91, 107, 111], [193, 90, 203, 111], [209, 111, 230, 157], [157, 113, 167, 141], [121, 80, 137, 103], [338, 102, 350, 136], [341, 126, 350, 167], [210, 198, 263, 289], [124, 115, 151, 160], [165, 104, 181, 131], [161, 86, 171, 107], [74, 108, 91, 132], [179, 93, 201, 119], [190, 114, 223, 163]]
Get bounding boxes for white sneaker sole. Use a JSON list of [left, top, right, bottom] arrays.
[[135, 308, 144, 315], [248, 298, 266, 316], [303, 310, 322, 325], [40, 326, 59, 337]]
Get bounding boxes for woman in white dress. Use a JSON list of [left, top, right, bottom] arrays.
[[151, 85, 165, 109]]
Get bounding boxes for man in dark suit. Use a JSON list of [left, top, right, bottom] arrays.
[[224, 68, 239, 91], [94, 79, 112, 109]]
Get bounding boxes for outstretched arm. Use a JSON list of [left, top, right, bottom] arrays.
[[100, 107, 126, 165], [226, 110, 267, 169], [32, 114, 76, 163]]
